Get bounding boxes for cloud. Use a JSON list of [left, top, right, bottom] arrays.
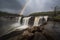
[[23, 0, 60, 16], [0, 0, 60, 15], [0, 0, 27, 14]]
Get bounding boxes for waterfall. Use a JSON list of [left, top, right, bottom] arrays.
[[33, 16, 41, 26], [22, 17, 31, 25], [38, 16, 43, 26], [16, 17, 31, 30], [11, 16, 48, 30], [18, 17, 21, 25], [44, 16, 48, 22], [11, 17, 21, 27], [18, 17, 21, 23], [33, 16, 48, 26], [38, 16, 48, 26]]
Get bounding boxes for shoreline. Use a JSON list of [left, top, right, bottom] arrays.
[[0, 21, 60, 40]]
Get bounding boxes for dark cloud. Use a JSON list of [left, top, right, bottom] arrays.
[[0, 0, 60, 15], [0, 0, 23, 10], [0, 0, 27, 13]]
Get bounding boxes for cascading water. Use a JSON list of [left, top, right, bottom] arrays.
[[16, 17, 31, 30], [33, 16, 41, 26], [38, 16, 48, 26], [44, 16, 48, 22], [33, 16, 48, 26], [22, 17, 31, 25], [18, 17, 21, 23], [11, 17, 21, 28], [38, 16, 44, 26]]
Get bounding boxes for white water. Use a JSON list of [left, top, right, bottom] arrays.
[[44, 16, 48, 22], [33, 16, 41, 26], [22, 17, 31, 25], [3, 16, 48, 31], [11, 17, 21, 28], [38, 16, 43, 26], [18, 17, 21, 23], [16, 17, 31, 30], [33, 16, 48, 26]]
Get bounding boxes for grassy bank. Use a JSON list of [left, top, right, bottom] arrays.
[[29, 11, 60, 16], [53, 16, 60, 21], [54, 16, 60, 19], [0, 11, 20, 17]]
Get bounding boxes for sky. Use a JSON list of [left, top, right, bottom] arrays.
[[0, 0, 60, 15], [0, 0, 27, 14]]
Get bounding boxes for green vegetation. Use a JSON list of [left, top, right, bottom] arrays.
[[0, 11, 20, 17], [54, 16, 60, 20], [29, 11, 60, 16]]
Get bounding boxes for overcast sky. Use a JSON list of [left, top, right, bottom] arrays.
[[0, 0, 60, 15], [0, 0, 27, 14], [23, 0, 60, 15]]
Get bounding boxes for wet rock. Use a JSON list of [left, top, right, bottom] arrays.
[[1, 26, 55, 40]]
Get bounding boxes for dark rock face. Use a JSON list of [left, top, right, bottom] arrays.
[[0, 26, 55, 40], [20, 16, 24, 25], [38, 17, 47, 26], [28, 16, 35, 26]]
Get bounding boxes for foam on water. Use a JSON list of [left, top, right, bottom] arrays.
[[44, 16, 48, 21], [10, 17, 21, 28], [16, 25, 28, 30], [15, 17, 31, 30], [33, 16, 41, 26]]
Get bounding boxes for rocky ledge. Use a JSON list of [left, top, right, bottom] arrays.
[[0, 26, 55, 40]]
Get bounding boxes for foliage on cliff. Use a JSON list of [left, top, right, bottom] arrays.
[[29, 11, 60, 16], [0, 11, 20, 17]]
